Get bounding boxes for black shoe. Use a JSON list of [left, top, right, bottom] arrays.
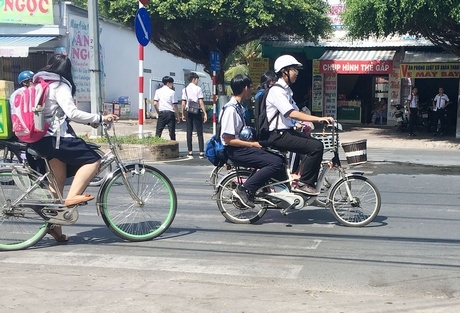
[[293, 182, 320, 196], [232, 185, 255, 208]]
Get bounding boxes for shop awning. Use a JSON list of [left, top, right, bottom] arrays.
[[0, 36, 57, 57], [400, 51, 460, 78], [319, 50, 396, 74], [402, 51, 460, 63]]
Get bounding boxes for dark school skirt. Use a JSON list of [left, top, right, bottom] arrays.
[[26, 136, 101, 177]]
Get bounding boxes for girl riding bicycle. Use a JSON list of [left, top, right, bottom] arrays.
[[27, 53, 117, 242]]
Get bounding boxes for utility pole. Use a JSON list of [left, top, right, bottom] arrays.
[[88, 0, 103, 137]]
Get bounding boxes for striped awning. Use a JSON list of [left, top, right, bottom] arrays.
[[319, 50, 396, 61], [402, 51, 460, 63], [319, 50, 396, 74], [0, 36, 56, 57]]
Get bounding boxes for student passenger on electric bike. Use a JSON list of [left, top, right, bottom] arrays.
[[265, 55, 334, 196], [220, 74, 284, 208]]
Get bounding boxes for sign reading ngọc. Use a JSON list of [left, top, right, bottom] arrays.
[[0, 0, 54, 25], [400, 63, 460, 78]]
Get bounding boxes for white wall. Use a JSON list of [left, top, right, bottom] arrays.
[[100, 20, 210, 118]]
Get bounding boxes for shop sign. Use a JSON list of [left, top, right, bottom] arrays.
[[0, 0, 54, 25], [324, 74, 337, 118], [69, 14, 105, 102], [320, 60, 393, 74], [312, 60, 323, 113], [248, 58, 269, 88], [0, 46, 28, 57], [400, 63, 460, 78]]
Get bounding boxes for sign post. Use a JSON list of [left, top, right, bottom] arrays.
[[210, 51, 221, 135], [135, 2, 151, 138]]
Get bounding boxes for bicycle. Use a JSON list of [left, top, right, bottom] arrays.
[[213, 122, 381, 227], [0, 137, 112, 187], [0, 120, 178, 251]]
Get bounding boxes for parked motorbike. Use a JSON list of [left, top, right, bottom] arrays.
[[418, 102, 433, 132], [391, 102, 408, 132]]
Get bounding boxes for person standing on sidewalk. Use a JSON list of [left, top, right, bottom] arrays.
[[152, 76, 180, 140], [181, 72, 208, 158], [406, 87, 419, 137], [432, 87, 450, 136]]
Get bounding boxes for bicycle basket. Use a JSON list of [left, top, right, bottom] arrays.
[[311, 133, 337, 151], [341, 139, 367, 165]]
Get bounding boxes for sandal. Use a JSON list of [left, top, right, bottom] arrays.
[[47, 228, 68, 243], [64, 193, 95, 207]]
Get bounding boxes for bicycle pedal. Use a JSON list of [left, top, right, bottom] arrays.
[[65, 201, 88, 208]]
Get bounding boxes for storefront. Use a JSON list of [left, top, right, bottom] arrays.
[[399, 51, 460, 134], [314, 49, 399, 124]]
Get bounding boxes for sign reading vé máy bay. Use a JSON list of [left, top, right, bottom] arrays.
[[400, 63, 460, 78]]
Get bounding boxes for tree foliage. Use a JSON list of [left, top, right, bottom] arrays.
[[75, 0, 332, 74], [342, 0, 460, 56]]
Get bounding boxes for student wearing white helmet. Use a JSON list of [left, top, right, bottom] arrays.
[[266, 55, 334, 195]]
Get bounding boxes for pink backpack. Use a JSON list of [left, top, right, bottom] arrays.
[[10, 77, 52, 143]]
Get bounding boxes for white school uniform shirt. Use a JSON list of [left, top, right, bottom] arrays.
[[153, 85, 177, 112], [433, 93, 449, 111], [219, 97, 245, 146], [181, 83, 203, 110], [407, 93, 418, 108], [265, 78, 299, 131]]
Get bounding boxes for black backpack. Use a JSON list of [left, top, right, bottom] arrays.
[[254, 84, 282, 141]]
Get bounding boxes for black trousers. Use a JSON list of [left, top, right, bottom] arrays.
[[268, 129, 323, 186], [186, 111, 204, 153], [156, 111, 176, 140], [225, 146, 285, 194], [433, 108, 447, 133], [408, 108, 418, 134]]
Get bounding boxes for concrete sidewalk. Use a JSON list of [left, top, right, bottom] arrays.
[[71, 119, 460, 167]]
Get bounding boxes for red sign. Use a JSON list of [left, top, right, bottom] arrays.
[[319, 60, 393, 74], [139, 0, 149, 5]]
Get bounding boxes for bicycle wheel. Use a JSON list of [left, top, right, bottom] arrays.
[[216, 170, 267, 224], [315, 165, 340, 207], [0, 169, 50, 251], [88, 149, 113, 187], [206, 164, 231, 190], [328, 175, 381, 227], [99, 163, 177, 241]]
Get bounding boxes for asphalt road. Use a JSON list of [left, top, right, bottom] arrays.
[[1, 163, 459, 312]]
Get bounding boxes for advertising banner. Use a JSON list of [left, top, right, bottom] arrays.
[[400, 63, 460, 78], [248, 58, 269, 87], [311, 60, 323, 113], [0, 0, 54, 25], [320, 60, 393, 74], [68, 14, 105, 102]]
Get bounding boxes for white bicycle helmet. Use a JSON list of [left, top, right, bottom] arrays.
[[274, 55, 303, 73]]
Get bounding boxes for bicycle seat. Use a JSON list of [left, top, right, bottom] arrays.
[[26, 147, 44, 160], [87, 142, 101, 150], [263, 147, 287, 156]]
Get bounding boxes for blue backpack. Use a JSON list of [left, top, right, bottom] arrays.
[[205, 103, 243, 167], [205, 134, 227, 167]]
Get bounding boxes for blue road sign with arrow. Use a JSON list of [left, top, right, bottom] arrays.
[[135, 7, 152, 46]]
